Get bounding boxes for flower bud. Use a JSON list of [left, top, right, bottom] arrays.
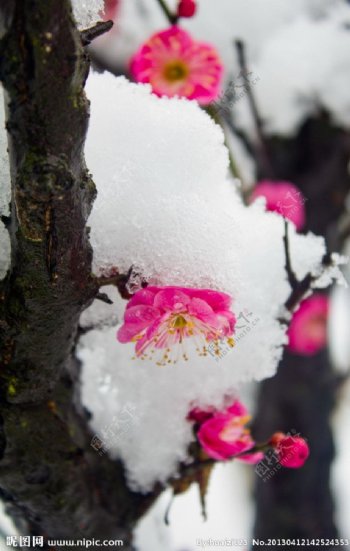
[[270, 432, 310, 468], [177, 0, 197, 18]]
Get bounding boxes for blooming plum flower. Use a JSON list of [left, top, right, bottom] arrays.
[[130, 26, 223, 105], [196, 400, 263, 463], [251, 180, 306, 230], [117, 286, 235, 365], [270, 432, 310, 468], [287, 293, 329, 355]]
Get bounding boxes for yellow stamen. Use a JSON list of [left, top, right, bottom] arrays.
[[163, 60, 189, 83]]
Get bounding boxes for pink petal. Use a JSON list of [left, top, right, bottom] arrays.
[[117, 305, 160, 343], [153, 288, 191, 312], [125, 288, 158, 309], [226, 400, 248, 417], [237, 451, 264, 464]]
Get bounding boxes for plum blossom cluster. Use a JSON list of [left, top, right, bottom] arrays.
[[189, 400, 309, 470], [80, 73, 343, 490]]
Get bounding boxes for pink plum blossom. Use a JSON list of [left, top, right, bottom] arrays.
[[270, 432, 310, 468], [196, 400, 263, 463], [117, 286, 235, 365], [251, 180, 306, 230], [287, 294, 329, 356], [130, 26, 223, 105]]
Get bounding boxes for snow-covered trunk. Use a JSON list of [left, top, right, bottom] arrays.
[[253, 114, 350, 540]]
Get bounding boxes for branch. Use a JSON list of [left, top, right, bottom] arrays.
[[81, 20, 113, 46], [284, 253, 333, 313], [155, 0, 178, 25], [235, 40, 274, 179], [280, 218, 334, 314], [283, 219, 299, 290]]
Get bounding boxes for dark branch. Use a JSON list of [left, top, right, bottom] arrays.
[[81, 20, 113, 46], [235, 40, 274, 179], [283, 219, 299, 290], [155, 0, 178, 25], [96, 292, 114, 304], [284, 252, 333, 313]]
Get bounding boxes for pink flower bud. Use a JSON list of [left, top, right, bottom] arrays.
[[177, 0, 197, 18], [270, 433, 310, 468], [196, 401, 261, 463]]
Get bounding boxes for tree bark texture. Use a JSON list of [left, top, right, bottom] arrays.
[[0, 1, 159, 547]]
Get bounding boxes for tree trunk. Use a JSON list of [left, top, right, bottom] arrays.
[[0, 1, 159, 547]]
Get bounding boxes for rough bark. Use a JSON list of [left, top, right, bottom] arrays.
[[0, 1, 159, 547], [252, 114, 350, 549]]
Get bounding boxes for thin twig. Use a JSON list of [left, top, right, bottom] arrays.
[[235, 40, 274, 179], [155, 0, 178, 24], [283, 219, 299, 290], [173, 442, 271, 483], [95, 266, 149, 300], [96, 292, 113, 305], [81, 20, 113, 46], [95, 270, 133, 299], [284, 252, 334, 313]]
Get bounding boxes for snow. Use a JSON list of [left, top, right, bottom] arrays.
[[77, 72, 341, 491], [0, 84, 11, 280], [71, 0, 104, 29]]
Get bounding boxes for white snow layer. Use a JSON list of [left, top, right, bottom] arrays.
[[71, 0, 104, 29], [0, 84, 11, 280], [79, 72, 341, 491]]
